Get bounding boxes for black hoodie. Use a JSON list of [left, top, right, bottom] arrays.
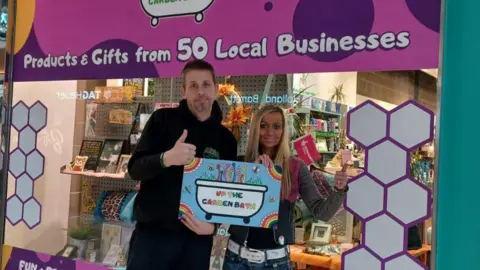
[[128, 99, 237, 231]]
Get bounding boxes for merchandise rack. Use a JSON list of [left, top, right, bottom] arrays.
[[79, 96, 154, 225]]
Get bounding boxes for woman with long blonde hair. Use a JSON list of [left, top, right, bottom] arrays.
[[224, 105, 348, 270]]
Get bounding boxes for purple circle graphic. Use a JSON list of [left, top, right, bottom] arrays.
[[292, 0, 375, 62], [405, 0, 441, 33], [265, 2, 273, 11]]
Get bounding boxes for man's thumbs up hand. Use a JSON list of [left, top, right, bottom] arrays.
[[163, 130, 197, 167], [176, 129, 188, 144]]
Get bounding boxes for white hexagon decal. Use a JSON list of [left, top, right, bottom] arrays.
[[344, 100, 434, 270], [345, 174, 385, 220], [19, 126, 36, 154], [16, 174, 34, 202], [389, 102, 434, 150], [387, 178, 431, 225], [6, 195, 23, 225], [364, 214, 404, 259], [367, 140, 407, 185], [28, 102, 47, 132], [385, 254, 427, 270], [12, 102, 29, 131], [342, 247, 381, 270], [9, 149, 26, 177], [23, 198, 41, 229], [347, 101, 388, 148], [26, 150, 45, 180]]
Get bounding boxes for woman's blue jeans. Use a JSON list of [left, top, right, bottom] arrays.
[[222, 250, 292, 270]]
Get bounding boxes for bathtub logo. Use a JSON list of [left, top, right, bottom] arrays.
[[180, 158, 282, 228], [195, 179, 268, 224], [140, 0, 216, 27]]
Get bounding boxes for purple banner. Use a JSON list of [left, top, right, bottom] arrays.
[[2, 246, 110, 270], [8, 0, 440, 81]]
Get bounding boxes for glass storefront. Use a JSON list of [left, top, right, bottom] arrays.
[[1, 0, 477, 269]]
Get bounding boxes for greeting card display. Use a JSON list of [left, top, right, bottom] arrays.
[[293, 134, 321, 166], [179, 158, 282, 228]]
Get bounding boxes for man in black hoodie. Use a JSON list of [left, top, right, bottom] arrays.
[[127, 60, 237, 270]]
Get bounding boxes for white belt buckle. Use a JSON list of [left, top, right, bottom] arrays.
[[242, 248, 265, 263]]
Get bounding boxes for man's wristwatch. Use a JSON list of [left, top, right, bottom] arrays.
[[211, 223, 220, 236], [160, 152, 167, 168]]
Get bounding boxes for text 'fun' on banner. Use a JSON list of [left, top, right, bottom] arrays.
[[179, 158, 282, 228], [1, 245, 109, 270], [8, 0, 440, 82]]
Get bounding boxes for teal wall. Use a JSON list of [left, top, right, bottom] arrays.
[[436, 0, 480, 269]]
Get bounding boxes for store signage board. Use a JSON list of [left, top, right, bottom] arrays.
[[155, 103, 179, 110], [8, 0, 440, 82], [1, 245, 109, 270], [179, 158, 282, 228]]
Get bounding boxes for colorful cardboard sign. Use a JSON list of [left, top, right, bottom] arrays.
[[179, 158, 282, 228], [9, 0, 440, 82], [1, 245, 110, 270]]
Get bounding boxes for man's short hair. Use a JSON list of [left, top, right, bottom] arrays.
[[181, 59, 217, 87]]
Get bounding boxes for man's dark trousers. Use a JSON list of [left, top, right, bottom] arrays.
[[127, 225, 213, 270]]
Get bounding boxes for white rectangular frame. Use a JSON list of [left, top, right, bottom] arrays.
[[310, 222, 332, 244]]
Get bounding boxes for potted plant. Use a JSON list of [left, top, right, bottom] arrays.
[[67, 225, 93, 259], [330, 84, 346, 112]]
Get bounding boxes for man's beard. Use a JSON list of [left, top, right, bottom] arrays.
[[189, 99, 213, 117], [194, 100, 211, 112]]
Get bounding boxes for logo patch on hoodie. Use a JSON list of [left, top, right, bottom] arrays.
[[203, 147, 220, 159]]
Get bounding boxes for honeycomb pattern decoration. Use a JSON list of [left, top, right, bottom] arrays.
[[5, 101, 47, 229], [342, 100, 433, 270]]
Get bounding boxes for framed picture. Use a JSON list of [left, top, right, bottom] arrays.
[[79, 140, 103, 171], [72, 156, 89, 172], [116, 155, 131, 174], [102, 244, 126, 266], [85, 103, 98, 137], [56, 244, 77, 258], [295, 227, 306, 244], [96, 140, 124, 173], [310, 222, 332, 244], [101, 223, 122, 259]]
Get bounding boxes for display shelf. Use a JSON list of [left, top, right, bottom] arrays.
[[315, 131, 339, 138], [107, 123, 132, 128], [296, 107, 342, 117], [93, 101, 134, 105], [60, 165, 132, 181], [101, 220, 136, 228]]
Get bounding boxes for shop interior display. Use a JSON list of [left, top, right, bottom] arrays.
[[294, 88, 345, 166], [58, 84, 152, 267], [57, 75, 292, 268], [51, 73, 436, 269], [284, 79, 434, 270]]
